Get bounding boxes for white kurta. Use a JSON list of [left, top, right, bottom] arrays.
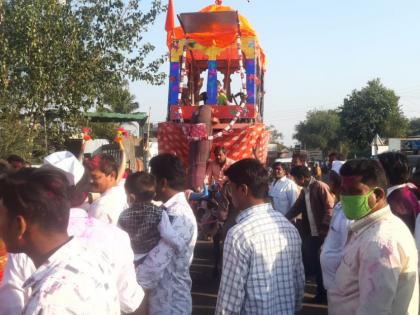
[[0, 208, 143, 314], [88, 185, 128, 224], [320, 202, 353, 290], [268, 176, 298, 215], [22, 238, 120, 315], [137, 192, 198, 315]]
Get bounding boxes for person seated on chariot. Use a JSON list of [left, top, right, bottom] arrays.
[[217, 81, 231, 106]]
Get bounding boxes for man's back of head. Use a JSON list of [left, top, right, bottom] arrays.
[[0, 168, 71, 254], [292, 152, 307, 167], [224, 158, 269, 211], [6, 154, 25, 171], [149, 154, 186, 202], [377, 152, 409, 186], [124, 171, 156, 204]]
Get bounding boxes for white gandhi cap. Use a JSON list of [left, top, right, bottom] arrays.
[[331, 160, 346, 175], [43, 151, 85, 186]]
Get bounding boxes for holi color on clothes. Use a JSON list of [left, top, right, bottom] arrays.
[[0, 240, 7, 283]]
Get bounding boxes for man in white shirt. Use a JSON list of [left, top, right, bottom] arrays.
[[216, 159, 304, 315], [0, 208, 144, 315], [137, 153, 197, 315], [320, 160, 353, 292], [268, 161, 298, 215], [0, 151, 144, 314], [0, 168, 120, 314], [86, 153, 128, 224], [329, 159, 419, 315]]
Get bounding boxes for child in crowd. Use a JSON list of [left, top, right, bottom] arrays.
[[118, 172, 183, 266]]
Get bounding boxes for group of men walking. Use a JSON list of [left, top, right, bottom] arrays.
[[0, 148, 419, 315]]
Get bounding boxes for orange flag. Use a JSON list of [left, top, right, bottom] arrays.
[[165, 0, 175, 33]]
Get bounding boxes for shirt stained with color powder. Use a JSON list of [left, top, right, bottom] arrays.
[[328, 206, 419, 315], [21, 238, 120, 315], [0, 208, 143, 314]]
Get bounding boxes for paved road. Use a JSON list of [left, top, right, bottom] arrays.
[[191, 240, 328, 315]]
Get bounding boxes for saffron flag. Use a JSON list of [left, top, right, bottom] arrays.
[[165, 0, 175, 33]]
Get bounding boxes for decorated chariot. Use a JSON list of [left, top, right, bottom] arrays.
[[158, 0, 270, 188]]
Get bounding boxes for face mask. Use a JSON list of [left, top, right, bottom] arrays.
[[340, 189, 376, 220]]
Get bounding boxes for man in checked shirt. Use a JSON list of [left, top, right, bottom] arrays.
[[215, 159, 305, 315]]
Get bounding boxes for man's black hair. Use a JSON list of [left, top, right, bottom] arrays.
[[340, 159, 388, 189], [0, 168, 71, 233], [328, 152, 346, 160], [6, 154, 25, 164], [214, 146, 226, 154], [224, 158, 269, 199], [86, 153, 118, 177], [125, 172, 156, 202], [272, 162, 290, 174], [290, 165, 311, 179], [292, 152, 307, 162], [377, 152, 409, 185], [149, 154, 186, 191]]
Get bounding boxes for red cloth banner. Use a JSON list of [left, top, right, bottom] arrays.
[[158, 122, 269, 167]]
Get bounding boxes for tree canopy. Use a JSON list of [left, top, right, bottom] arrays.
[[0, 0, 165, 159], [293, 79, 410, 157], [267, 124, 283, 144], [293, 109, 341, 155], [339, 79, 408, 154]]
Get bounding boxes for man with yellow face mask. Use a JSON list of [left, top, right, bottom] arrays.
[[328, 159, 419, 315]]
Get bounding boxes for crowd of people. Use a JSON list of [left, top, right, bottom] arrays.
[[0, 146, 419, 315]]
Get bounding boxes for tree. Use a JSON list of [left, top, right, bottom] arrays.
[[339, 79, 409, 155], [266, 124, 285, 151], [267, 124, 283, 144], [0, 113, 43, 161], [102, 80, 139, 114], [408, 117, 420, 136], [89, 80, 140, 140], [0, 0, 165, 158], [293, 109, 342, 155]]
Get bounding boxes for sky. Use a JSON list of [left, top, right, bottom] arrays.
[[130, 0, 420, 145]]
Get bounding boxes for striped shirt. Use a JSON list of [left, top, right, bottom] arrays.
[[216, 203, 305, 315]]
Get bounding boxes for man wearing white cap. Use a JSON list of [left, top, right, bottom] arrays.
[[320, 160, 353, 296], [0, 151, 144, 314]]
